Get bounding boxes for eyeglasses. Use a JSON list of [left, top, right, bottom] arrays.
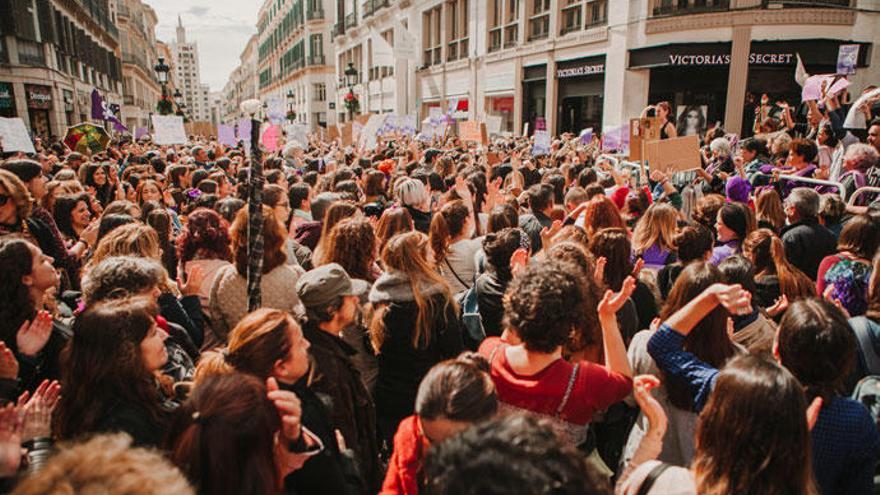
[[0, 194, 9, 206]]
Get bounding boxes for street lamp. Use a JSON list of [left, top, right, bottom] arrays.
[[286, 89, 295, 123], [153, 57, 171, 115], [343, 62, 359, 121]]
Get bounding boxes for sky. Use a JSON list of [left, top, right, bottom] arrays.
[[144, 0, 260, 92]]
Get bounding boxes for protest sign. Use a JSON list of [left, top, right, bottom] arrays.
[[532, 130, 550, 156], [643, 135, 701, 173], [285, 123, 309, 147], [266, 97, 286, 125], [0, 118, 35, 154], [802, 74, 850, 102], [151, 115, 187, 145], [217, 124, 237, 147], [358, 114, 386, 150], [134, 127, 148, 140], [844, 87, 880, 129], [261, 125, 282, 152], [459, 120, 488, 144], [629, 117, 662, 161], [341, 122, 354, 146], [486, 116, 503, 136], [327, 124, 340, 142], [579, 127, 593, 145], [400, 115, 417, 136], [837, 44, 859, 75]]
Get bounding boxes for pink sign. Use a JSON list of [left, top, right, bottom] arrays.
[[802, 74, 850, 102], [261, 125, 281, 152]]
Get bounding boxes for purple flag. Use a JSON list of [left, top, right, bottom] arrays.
[[579, 127, 593, 145], [90, 89, 128, 133], [601, 125, 629, 152], [134, 127, 148, 140], [218, 124, 237, 147], [236, 119, 252, 141]]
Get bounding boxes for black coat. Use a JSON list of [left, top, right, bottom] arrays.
[[475, 271, 510, 339], [781, 218, 837, 280], [95, 399, 169, 448], [374, 294, 463, 432]]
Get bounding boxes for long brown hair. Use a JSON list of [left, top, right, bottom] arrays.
[[229, 205, 287, 276], [376, 207, 414, 256], [693, 355, 818, 495], [660, 262, 737, 410], [755, 189, 785, 232], [195, 309, 295, 384], [370, 232, 455, 350], [168, 373, 281, 495], [317, 217, 377, 282], [429, 200, 470, 264], [55, 297, 166, 440], [582, 196, 625, 237], [743, 229, 815, 301], [313, 201, 359, 261]]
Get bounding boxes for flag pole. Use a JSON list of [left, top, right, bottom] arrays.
[[241, 100, 264, 312]]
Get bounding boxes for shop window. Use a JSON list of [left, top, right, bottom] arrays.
[[447, 0, 469, 62]]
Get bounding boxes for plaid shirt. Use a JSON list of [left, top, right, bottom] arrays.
[[646, 323, 719, 412]]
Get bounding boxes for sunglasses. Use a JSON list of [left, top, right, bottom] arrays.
[[0, 194, 9, 206]]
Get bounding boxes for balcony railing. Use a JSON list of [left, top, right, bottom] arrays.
[[334, 22, 344, 36], [309, 55, 326, 65], [345, 12, 358, 29], [768, 0, 851, 6], [306, 8, 324, 19], [651, 0, 729, 16]]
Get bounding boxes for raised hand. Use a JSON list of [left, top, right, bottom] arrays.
[[766, 294, 789, 318], [633, 375, 667, 438], [0, 343, 18, 380], [267, 377, 302, 443], [20, 379, 60, 442], [598, 276, 636, 318], [711, 284, 752, 316], [16, 311, 53, 358], [0, 404, 21, 477], [509, 248, 529, 278], [539, 220, 563, 250], [593, 256, 607, 286], [178, 265, 205, 297]]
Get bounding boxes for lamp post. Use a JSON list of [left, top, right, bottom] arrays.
[[153, 57, 170, 115], [240, 99, 264, 311], [286, 89, 295, 123], [344, 62, 358, 121]]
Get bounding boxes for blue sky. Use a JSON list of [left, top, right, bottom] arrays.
[[144, 0, 260, 91]]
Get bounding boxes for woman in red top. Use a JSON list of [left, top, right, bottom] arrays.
[[478, 259, 633, 446], [381, 353, 497, 495]]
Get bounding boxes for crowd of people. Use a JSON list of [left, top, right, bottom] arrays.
[[0, 86, 878, 494]]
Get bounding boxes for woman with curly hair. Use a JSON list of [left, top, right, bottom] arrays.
[[55, 296, 175, 447], [478, 259, 633, 448], [208, 206, 304, 342], [369, 231, 462, 444], [317, 217, 381, 283], [52, 193, 96, 247]]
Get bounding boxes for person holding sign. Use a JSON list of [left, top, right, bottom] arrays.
[[641, 102, 677, 140]]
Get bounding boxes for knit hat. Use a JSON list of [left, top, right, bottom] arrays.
[[726, 176, 752, 204]]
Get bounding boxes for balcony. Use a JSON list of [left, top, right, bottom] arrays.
[[334, 22, 344, 36], [768, 0, 851, 5], [17, 41, 45, 67], [345, 12, 358, 29], [651, 0, 729, 16], [306, 8, 324, 19], [362, 0, 389, 16], [309, 55, 326, 65]]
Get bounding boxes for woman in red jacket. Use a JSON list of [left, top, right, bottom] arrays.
[[380, 352, 497, 495]]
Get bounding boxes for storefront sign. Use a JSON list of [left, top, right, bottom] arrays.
[[556, 64, 604, 78], [667, 53, 794, 66], [24, 85, 52, 110], [0, 83, 12, 110]]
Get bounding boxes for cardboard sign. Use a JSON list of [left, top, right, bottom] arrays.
[[151, 115, 188, 145], [643, 135, 701, 173], [217, 124, 237, 147], [261, 124, 282, 152], [327, 124, 340, 142], [341, 122, 354, 147], [802, 74, 850, 102], [629, 117, 663, 161], [0, 118, 35, 154], [459, 120, 488, 144], [533, 130, 551, 156]]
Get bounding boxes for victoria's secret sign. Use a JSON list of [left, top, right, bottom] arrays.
[[556, 63, 605, 78], [668, 52, 795, 66]]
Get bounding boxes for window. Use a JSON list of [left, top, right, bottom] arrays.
[[489, 0, 518, 52], [422, 7, 441, 66], [561, 0, 605, 33], [314, 83, 326, 101], [447, 0, 469, 61], [309, 34, 324, 64], [528, 0, 549, 40]]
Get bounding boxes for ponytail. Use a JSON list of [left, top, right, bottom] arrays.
[[429, 211, 451, 264], [769, 235, 815, 300]]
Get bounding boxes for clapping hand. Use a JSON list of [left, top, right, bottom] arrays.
[[598, 276, 636, 319], [0, 343, 18, 381], [539, 220, 563, 251], [18, 379, 61, 442], [633, 375, 667, 439], [16, 311, 53, 358], [710, 284, 752, 316], [178, 265, 205, 297], [0, 404, 21, 477]]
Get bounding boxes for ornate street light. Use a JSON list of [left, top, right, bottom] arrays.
[[343, 62, 359, 120], [154, 57, 171, 114]]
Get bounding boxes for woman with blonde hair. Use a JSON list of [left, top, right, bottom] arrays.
[[755, 188, 786, 233], [317, 217, 381, 283], [394, 178, 432, 233], [743, 228, 815, 308], [631, 203, 679, 271], [369, 231, 462, 445]]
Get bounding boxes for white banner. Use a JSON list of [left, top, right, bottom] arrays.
[[151, 115, 188, 145], [285, 123, 310, 147], [358, 114, 386, 150], [0, 118, 35, 154], [486, 115, 503, 135]]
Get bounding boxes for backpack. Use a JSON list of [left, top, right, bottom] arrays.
[[456, 285, 485, 349], [849, 317, 880, 427]]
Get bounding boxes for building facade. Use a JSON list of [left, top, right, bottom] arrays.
[[332, 0, 878, 138], [0, 0, 122, 140], [255, 0, 336, 130], [221, 34, 259, 124], [116, 0, 160, 131], [171, 17, 211, 123]]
